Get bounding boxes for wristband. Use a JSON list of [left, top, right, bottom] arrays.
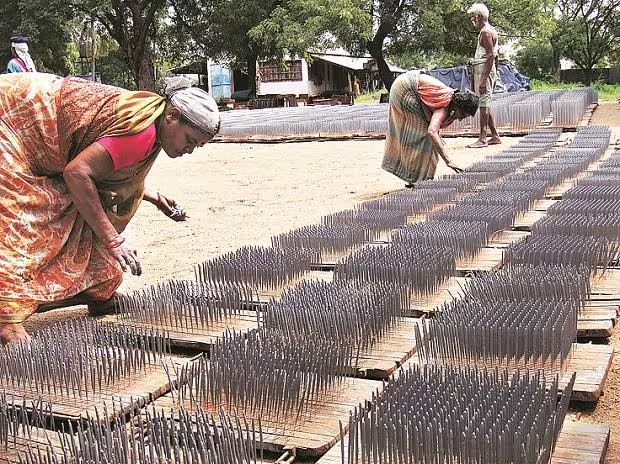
[[106, 236, 125, 250]]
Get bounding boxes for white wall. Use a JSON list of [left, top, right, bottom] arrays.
[[259, 80, 310, 95], [257, 58, 312, 96]]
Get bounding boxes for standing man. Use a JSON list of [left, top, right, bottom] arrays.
[[6, 35, 37, 73], [467, 3, 501, 147]]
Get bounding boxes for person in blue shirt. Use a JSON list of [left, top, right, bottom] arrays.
[[6, 35, 36, 73]]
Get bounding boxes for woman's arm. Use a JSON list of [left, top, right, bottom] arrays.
[[427, 108, 463, 173], [63, 143, 142, 275], [143, 189, 188, 221]]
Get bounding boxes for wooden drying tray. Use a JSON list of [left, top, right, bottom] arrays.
[[101, 310, 261, 351], [316, 420, 609, 464], [255, 270, 335, 303], [10, 354, 193, 423], [309, 229, 527, 276], [513, 198, 556, 230], [350, 317, 423, 381], [402, 342, 613, 403], [214, 104, 598, 145], [152, 377, 382, 458], [0, 426, 65, 464], [0, 423, 284, 463], [411, 271, 617, 339]]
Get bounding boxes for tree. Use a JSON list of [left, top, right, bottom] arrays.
[[553, 0, 620, 84], [168, 0, 284, 92], [0, 0, 76, 75], [252, 0, 419, 89], [70, 0, 167, 90], [514, 37, 556, 80], [251, 0, 553, 91]]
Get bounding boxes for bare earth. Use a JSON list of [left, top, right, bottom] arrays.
[[25, 101, 620, 461]]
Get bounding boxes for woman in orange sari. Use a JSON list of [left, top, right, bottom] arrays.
[[382, 72, 479, 187], [0, 73, 220, 344]]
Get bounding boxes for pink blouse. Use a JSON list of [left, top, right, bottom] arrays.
[[96, 123, 157, 170]]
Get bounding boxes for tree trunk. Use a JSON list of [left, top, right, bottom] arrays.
[[368, 46, 395, 92], [134, 42, 156, 90], [549, 38, 562, 82], [96, 0, 163, 91], [583, 67, 592, 86], [366, 1, 404, 92], [247, 54, 258, 93]]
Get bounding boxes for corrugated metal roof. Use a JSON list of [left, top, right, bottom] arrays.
[[311, 52, 408, 74], [309, 53, 369, 71]]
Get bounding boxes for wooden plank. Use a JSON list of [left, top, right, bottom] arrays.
[[590, 269, 620, 299], [455, 247, 504, 274], [311, 231, 514, 275], [547, 181, 577, 199], [486, 230, 530, 248], [153, 377, 382, 457], [534, 198, 559, 211], [551, 422, 610, 463], [257, 270, 334, 302], [409, 276, 470, 314], [2, 355, 193, 422], [101, 311, 261, 351], [0, 427, 66, 463], [353, 317, 423, 380], [578, 320, 613, 338], [577, 303, 617, 338], [402, 343, 612, 403], [0, 423, 283, 463], [316, 421, 610, 464], [560, 343, 613, 402], [410, 277, 615, 338], [513, 210, 547, 230], [580, 304, 618, 320]]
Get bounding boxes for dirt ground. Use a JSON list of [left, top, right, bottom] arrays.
[[578, 100, 620, 463], [25, 100, 620, 460]]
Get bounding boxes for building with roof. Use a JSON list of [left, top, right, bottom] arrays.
[[256, 50, 406, 100], [169, 49, 406, 105]]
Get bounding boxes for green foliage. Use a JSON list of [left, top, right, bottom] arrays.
[[551, 0, 619, 84], [249, 0, 555, 86], [168, 0, 285, 90], [385, 0, 554, 69], [71, 0, 166, 90], [97, 46, 136, 89], [530, 79, 620, 101], [169, 0, 281, 65], [0, 0, 76, 75], [249, 0, 371, 60], [514, 38, 556, 80], [355, 89, 384, 104]]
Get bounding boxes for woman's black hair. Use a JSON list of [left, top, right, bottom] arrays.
[[448, 90, 479, 117]]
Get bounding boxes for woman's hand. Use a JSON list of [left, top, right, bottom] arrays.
[[440, 114, 456, 128], [106, 236, 142, 275], [155, 192, 188, 222], [446, 161, 464, 174]]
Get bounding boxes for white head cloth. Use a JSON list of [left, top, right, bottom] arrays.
[[162, 76, 220, 137], [11, 42, 36, 72]]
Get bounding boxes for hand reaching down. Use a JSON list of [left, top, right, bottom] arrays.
[[106, 236, 142, 275], [156, 192, 188, 221]]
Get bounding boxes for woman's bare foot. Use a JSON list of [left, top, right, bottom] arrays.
[[488, 137, 502, 145], [0, 323, 31, 345], [467, 140, 488, 148], [87, 293, 121, 316]]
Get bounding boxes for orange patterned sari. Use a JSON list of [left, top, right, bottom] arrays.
[[0, 73, 166, 323]]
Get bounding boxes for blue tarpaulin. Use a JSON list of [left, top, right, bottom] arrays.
[[426, 60, 530, 93]]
